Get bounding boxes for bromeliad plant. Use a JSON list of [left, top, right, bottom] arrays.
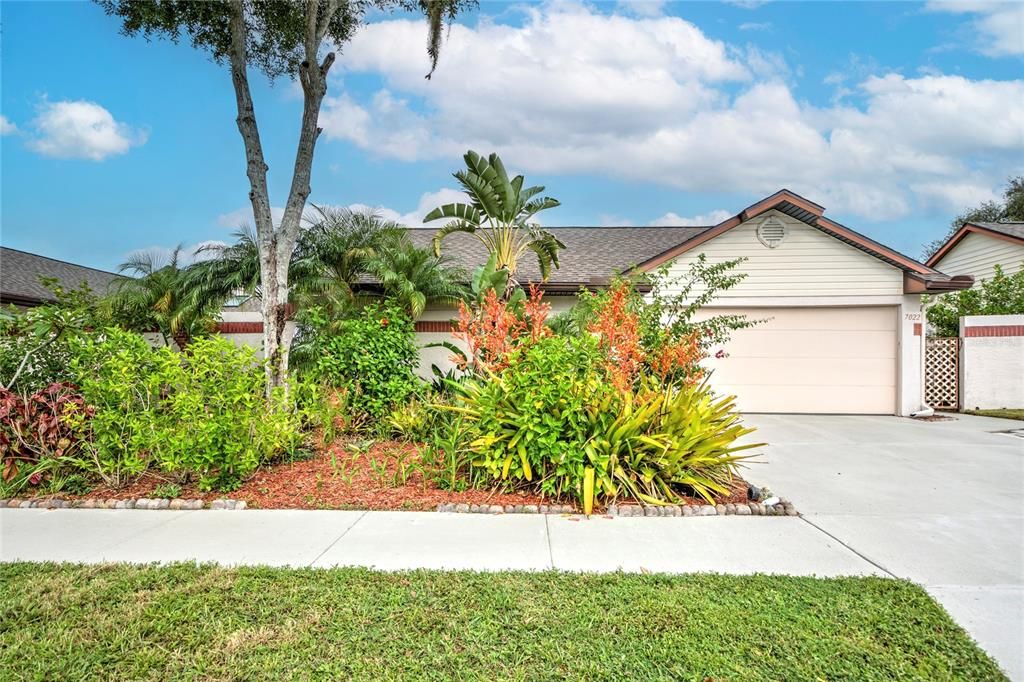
[[453, 283, 550, 374], [581, 377, 760, 510], [445, 335, 760, 514], [427, 151, 564, 298], [439, 280, 763, 513]]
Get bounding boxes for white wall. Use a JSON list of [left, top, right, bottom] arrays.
[[959, 314, 1024, 411], [899, 295, 924, 417], [934, 232, 1024, 283]]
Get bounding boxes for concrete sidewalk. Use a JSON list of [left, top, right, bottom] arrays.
[[0, 508, 879, 575]]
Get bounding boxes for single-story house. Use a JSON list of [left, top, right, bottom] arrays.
[[925, 221, 1024, 285], [409, 190, 972, 416], [2, 190, 974, 417], [0, 247, 121, 309]]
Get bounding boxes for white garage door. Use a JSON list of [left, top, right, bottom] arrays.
[[699, 306, 898, 414]]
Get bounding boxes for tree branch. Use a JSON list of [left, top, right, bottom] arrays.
[[227, 0, 274, 248], [278, 0, 341, 266]]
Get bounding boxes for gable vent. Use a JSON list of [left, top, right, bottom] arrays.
[[757, 216, 787, 248]]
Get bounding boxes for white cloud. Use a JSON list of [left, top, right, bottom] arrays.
[[649, 209, 732, 227], [0, 115, 17, 135], [28, 100, 146, 161], [319, 3, 1023, 220], [597, 214, 637, 227], [348, 187, 471, 226], [739, 22, 772, 31], [926, 1, 1024, 57]]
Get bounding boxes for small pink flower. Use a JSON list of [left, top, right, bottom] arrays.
[[715, 349, 726, 359], [29, 473, 42, 485]]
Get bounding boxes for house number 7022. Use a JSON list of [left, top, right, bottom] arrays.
[[905, 313, 922, 321]]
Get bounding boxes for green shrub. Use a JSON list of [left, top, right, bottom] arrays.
[[386, 400, 431, 442], [69, 329, 160, 487], [70, 330, 305, 491], [146, 337, 304, 491], [449, 335, 611, 498], [580, 377, 760, 508], [927, 265, 1024, 336], [0, 282, 106, 395], [310, 304, 421, 420], [446, 335, 759, 511]]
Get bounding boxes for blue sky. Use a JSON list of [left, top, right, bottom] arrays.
[[2, 0, 1022, 272]]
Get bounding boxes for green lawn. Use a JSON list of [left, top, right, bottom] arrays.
[[0, 564, 1004, 681], [966, 408, 1024, 421]]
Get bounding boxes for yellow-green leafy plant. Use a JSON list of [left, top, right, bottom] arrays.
[[581, 377, 761, 510], [387, 400, 429, 442], [71, 330, 305, 491], [444, 336, 761, 511]]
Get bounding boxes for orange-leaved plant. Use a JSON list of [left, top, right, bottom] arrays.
[[588, 281, 644, 392], [455, 285, 551, 373], [523, 283, 551, 343], [650, 330, 706, 384]]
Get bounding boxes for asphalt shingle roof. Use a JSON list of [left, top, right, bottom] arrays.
[[405, 226, 708, 286], [971, 222, 1024, 241], [0, 247, 122, 305]]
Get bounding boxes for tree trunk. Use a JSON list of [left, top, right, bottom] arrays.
[[226, 0, 338, 397], [172, 331, 190, 353]]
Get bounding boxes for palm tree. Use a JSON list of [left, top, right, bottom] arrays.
[[185, 227, 263, 304], [106, 247, 218, 350], [366, 234, 469, 317], [192, 206, 468, 323], [427, 150, 564, 297], [299, 206, 405, 308]]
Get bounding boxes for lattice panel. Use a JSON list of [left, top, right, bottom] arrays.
[[925, 337, 959, 410]]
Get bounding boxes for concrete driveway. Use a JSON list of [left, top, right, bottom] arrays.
[[746, 413, 1024, 680]]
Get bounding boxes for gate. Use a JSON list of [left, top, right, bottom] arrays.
[[925, 337, 959, 410]]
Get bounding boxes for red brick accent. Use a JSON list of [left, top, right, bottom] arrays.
[[415, 320, 457, 333], [964, 325, 1024, 337], [216, 320, 460, 333], [913, 323, 922, 336], [217, 321, 264, 334]]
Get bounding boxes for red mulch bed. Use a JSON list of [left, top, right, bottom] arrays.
[[61, 438, 750, 511]]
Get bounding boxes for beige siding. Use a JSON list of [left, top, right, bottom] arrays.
[[661, 210, 904, 300], [933, 231, 1024, 284]]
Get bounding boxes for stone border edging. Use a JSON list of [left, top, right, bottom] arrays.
[[0, 497, 246, 510], [436, 499, 798, 516], [435, 503, 577, 514], [1, 497, 797, 516], [609, 500, 797, 517]]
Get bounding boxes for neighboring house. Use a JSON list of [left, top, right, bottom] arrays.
[[0, 245, 263, 353], [411, 190, 971, 417], [0, 246, 122, 309], [925, 221, 1024, 284]]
